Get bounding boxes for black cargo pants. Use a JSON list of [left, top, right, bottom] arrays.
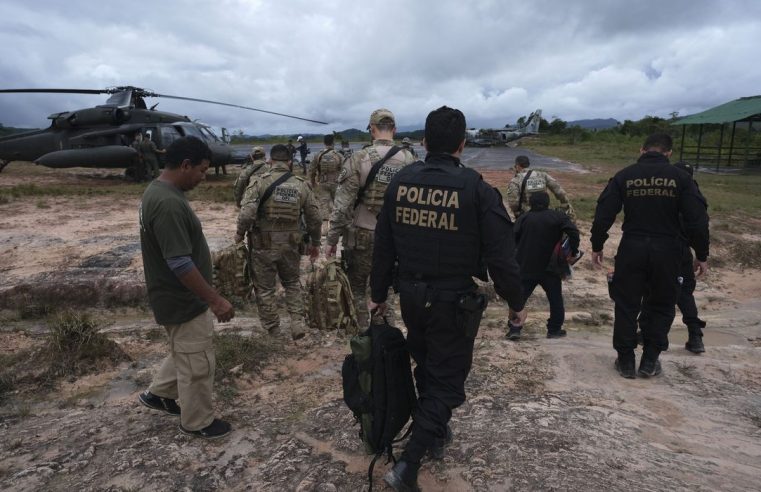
[[397, 279, 481, 464], [610, 235, 682, 360]]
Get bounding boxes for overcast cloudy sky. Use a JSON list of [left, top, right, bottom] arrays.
[[1, 0, 759, 135]]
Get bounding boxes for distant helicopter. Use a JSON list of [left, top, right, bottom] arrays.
[[0, 86, 327, 178], [465, 109, 543, 147]]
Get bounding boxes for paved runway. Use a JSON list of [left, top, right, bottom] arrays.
[[232, 142, 582, 172]]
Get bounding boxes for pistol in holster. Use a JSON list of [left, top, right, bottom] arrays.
[[456, 291, 488, 339]]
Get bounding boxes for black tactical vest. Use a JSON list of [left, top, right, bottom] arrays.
[[390, 158, 482, 280]]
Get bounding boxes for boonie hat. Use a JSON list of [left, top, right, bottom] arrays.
[[367, 108, 395, 129]]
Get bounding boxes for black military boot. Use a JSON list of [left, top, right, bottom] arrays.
[[426, 425, 453, 460], [615, 356, 636, 379], [384, 460, 421, 492], [685, 334, 705, 354], [638, 357, 662, 378]]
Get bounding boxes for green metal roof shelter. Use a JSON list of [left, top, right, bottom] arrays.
[[672, 96, 761, 170]]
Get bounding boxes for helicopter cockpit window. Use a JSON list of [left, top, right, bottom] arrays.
[[199, 126, 220, 142], [180, 124, 205, 140], [161, 126, 182, 146]]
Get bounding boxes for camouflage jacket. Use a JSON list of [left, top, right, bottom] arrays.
[[326, 139, 415, 246], [506, 169, 571, 217], [233, 159, 269, 207], [236, 161, 321, 245], [308, 146, 344, 186]]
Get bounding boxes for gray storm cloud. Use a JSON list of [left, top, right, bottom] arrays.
[[1, 0, 759, 133]]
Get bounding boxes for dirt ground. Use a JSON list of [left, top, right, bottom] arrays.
[[1, 163, 760, 491]]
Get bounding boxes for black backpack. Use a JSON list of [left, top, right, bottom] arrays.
[[341, 318, 417, 489]]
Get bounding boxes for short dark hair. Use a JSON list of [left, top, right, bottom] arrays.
[[529, 191, 549, 210], [165, 136, 212, 169], [515, 155, 530, 168], [642, 133, 673, 152], [324, 134, 334, 146], [270, 144, 291, 161], [424, 106, 466, 154]]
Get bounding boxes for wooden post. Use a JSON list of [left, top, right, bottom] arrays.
[[716, 124, 725, 172], [696, 124, 703, 170], [679, 125, 686, 161], [728, 121, 737, 167]]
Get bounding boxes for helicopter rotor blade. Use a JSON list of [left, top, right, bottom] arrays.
[[151, 93, 328, 125], [0, 88, 110, 95]]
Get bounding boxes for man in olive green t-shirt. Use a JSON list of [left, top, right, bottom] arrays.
[[137, 136, 235, 439]]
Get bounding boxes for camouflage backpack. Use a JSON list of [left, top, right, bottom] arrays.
[[305, 258, 358, 334], [212, 243, 252, 305]]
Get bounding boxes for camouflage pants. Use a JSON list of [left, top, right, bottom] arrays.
[[250, 244, 306, 338], [316, 182, 337, 220], [342, 227, 377, 328], [144, 157, 160, 178]]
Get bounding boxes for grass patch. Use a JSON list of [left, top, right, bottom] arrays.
[[45, 311, 130, 378], [523, 135, 761, 222], [2, 177, 235, 204], [214, 331, 283, 379], [213, 331, 283, 405]]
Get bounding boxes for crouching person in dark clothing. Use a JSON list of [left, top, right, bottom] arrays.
[[507, 191, 579, 340]]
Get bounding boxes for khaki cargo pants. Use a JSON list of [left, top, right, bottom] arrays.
[[149, 309, 215, 431]]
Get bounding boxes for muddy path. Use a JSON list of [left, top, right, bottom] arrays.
[[1, 162, 761, 491]]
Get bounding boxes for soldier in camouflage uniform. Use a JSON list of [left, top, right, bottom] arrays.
[[324, 109, 416, 326], [506, 155, 574, 220], [339, 140, 353, 159], [309, 134, 344, 220], [401, 136, 419, 159], [140, 133, 166, 179], [235, 144, 321, 340], [234, 146, 269, 207]]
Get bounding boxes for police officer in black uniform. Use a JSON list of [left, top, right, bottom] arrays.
[[639, 161, 709, 354], [369, 106, 526, 491], [591, 134, 709, 379]]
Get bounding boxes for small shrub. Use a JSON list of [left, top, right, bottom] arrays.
[[46, 311, 130, 377], [214, 332, 283, 381]]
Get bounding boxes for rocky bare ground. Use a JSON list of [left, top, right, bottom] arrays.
[[1, 164, 760, 491]]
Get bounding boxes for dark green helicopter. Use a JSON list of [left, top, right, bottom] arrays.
[[0, 86, 327, 178]]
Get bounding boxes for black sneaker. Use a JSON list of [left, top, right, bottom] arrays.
[[506, 328, 522, 341], [685, 335, 705, 354], [547, 330, 567, 339], [615, 358, 636, 379], [427, 425, 453, 460], [638, 358, 662, 378], [138, 390, 181, 416], [179, 418, 232, 439], [383, 460, 421, 492]]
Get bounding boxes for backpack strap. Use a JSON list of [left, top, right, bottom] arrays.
[[256, 171, 293, 218], [517, 169, 534, 214], [354, 146, 402, 209]]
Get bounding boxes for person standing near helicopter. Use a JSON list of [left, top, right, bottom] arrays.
[[141, 132, 166, 179]]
